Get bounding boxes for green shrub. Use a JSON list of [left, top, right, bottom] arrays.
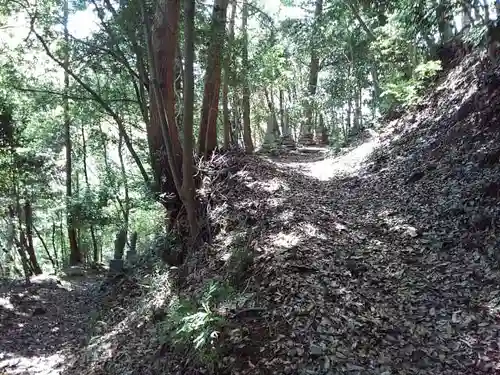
[[156, 281, 233, 366]]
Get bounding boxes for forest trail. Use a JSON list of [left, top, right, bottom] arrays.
[[1, 128, 500, 375], [208, 136, 500, 374], [0, 274, 104, 375]]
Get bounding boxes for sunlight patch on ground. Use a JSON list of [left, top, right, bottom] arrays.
[[271, 231, 302, 249], [0, 352, 66, 374], [267, 197, 285, 208], [278, 139, 380, 180], [246, 177, 289, 192], [0, 297, 14, 310], [298, 223, 327, 240], [278, 210, 294, 223]]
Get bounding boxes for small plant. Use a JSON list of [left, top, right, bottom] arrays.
[[156, 280, 231, 366]]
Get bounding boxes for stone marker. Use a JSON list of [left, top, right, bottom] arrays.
[[109, 228, 127, 274], [126, 231, 138, 264]]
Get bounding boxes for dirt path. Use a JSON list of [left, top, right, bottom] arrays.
[[210, 146, 500, 374], [0, 275, 103, 375]]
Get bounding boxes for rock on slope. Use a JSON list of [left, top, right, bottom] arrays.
[[66, 46, 500, 375]]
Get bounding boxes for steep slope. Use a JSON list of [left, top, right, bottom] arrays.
[[57, 46, 500, 375], [198, 46, 500, 374]]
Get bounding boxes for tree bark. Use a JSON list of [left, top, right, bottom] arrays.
[[80, 126, 99, 263], [180, 0, 199, 240], [279, 89, 285, 135], [302, 0, 323, 139], [51, 222, 59, 268], [222, 37, 231, 149], [144, 0, 191, 232], [198, 0, 229, 157], [142, 0, 184, 229], [24, 201, 42, 274], [228, 0, 238, 147], [63, 0, 80, 265], [241, 0, 254, 153]]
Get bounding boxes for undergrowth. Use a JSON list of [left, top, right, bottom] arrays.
[[156, 280, 235, 368]]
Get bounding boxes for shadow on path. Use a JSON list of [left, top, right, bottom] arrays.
[[0, 275, 103, 375]]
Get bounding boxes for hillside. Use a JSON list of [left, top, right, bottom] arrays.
[[2, 46, 500, 375]]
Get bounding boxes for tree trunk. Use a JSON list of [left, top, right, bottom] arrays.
[[241, 0, 254, 153], [63, 0, 80, 265], [51, 222, 59, 268], [301, 0, 323, 142], [175, 43, 184, 138], [223, 0, 237, 149], [198, 0, 229, 157], [222, 49, 231, 149], [33, 224, 56, 270], [279, 89, 286, 135], [8, 205, 31, 280], [80, 125, 99, 263], [228, 0, 238, 147], [24, 200, 42, 274], [118, 131, 130, 232], [180, 0, 199, 240], [437, 0, 454, 43], [143, 0, 184, 228]]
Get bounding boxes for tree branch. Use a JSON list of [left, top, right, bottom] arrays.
[[31, 27, 151, 186], [12, 86, 140, 104]]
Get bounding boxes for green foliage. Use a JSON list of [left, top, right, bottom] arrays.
[[381, 60, 441, 110], [156, 281, 232, 366]]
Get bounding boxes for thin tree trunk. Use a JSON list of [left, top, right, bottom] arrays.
[[118, 132, 130, 232], [8, 206, 31, 280], [198, 0, 229, 157], [51, 222, 59, 268], [80, 126, 99, 263], [33, 224, 56, 270], [222, 41, 231, 149], [24, 200, 42, 274], [279, 89, 285, 135], [180, 0, 198, 240], [241, 0, 254, 153], [175, 43, 184, 138], [302, 0, 323, 139], [63, 0, 80, 265]]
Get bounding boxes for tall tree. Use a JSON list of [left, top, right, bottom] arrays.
[[198, 0, 230, 157], [180, 0, 198, 239], [144, 0, 184, 227], [241, 0, 254, 153], [300, 0, 323, 145], [63, 0, 80, 265]]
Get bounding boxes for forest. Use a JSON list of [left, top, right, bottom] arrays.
[[1, 0, 500, 374]]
